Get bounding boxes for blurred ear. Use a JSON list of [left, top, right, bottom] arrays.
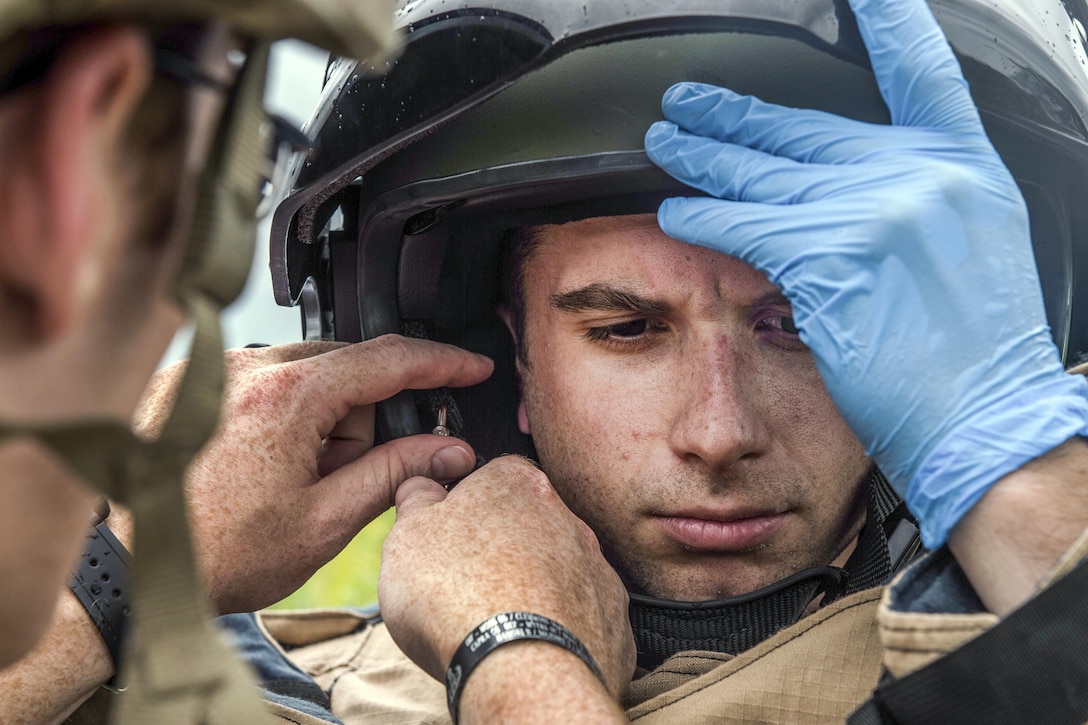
[[0, 26, 152, 341]]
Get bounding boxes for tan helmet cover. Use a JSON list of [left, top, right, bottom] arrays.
[[0, 0, 395, 64]]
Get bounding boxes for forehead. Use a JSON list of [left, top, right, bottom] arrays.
[[524, 213, 777, 305]]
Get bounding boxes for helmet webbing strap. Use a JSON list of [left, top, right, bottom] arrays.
[[111, 294, 272, 724], [109, 35, 274, 725]]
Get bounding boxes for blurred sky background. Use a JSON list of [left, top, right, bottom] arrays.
[[162, 40, 329, 365]]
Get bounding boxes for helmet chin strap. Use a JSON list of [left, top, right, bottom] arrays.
[[0, 40, 276, 725], [629, 469, 920, 671], [630, 567, 846, 670]]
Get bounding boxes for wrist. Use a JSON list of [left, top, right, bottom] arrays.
[[907, 375, 1088, 548], [58, 587, 117, 682], [948, 436, 1088, 616], [445, 612, 609, 724], [0, 590, 118, 724], [67, 500, 133, 691], [459, 642, 625, 724]]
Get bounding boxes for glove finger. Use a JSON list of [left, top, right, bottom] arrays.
[[656, 196, 794, 278], [656, 195, 875, 286], [645, 123, 897, 204], [658, 82, 890, 163], [849, 0, 981, 130]]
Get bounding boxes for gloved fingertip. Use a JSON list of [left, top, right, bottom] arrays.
[[644, 121, 678, 152], [661, 81, 719, 107], [661, 81, 693, 108], [662, 81, 740, 113], [655, 198, 681, 234]]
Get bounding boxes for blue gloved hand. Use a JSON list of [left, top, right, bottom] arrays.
[[644, 0, 1088, 548]]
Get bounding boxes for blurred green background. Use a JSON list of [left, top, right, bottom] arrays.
[[271, 509, 394, 609]]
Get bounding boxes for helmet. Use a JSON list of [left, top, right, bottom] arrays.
[[271, 0, 1088, 459]]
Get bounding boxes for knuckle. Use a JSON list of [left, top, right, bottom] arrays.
[[927, 160, 976, 200], [367, 334, 420, 371], [280, 339, 343, 362], [878, 161, 975, 227], [231, 365, 305, 417], [145, 359, 188, 397], [495, 454, 548, 482], [469, 455, 554, 499]]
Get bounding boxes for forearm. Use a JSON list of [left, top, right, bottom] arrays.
[[0, 441, 98, 667], [459, 642, 628, 724], [0, 589, 114, 724], [948, 435, 1088, 617], [0, 499, 133, 724]]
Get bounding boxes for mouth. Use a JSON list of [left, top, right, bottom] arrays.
[[654, 509, 788, 552]]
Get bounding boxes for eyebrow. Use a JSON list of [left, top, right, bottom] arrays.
[[756, 291, 792, 308], [549, 284, 670, 316]]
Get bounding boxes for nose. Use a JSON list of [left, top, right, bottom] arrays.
[[667, 335, 772, 471]]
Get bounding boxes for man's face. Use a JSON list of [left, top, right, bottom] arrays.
[[511, 214, 870, 601]]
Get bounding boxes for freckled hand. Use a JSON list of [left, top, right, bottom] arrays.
[[644, 0, 1088, 547]]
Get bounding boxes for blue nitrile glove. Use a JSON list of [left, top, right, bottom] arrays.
[[644, 0, 1088, 548]]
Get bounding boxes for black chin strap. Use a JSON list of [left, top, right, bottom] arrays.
[[838, 469, 921, 597], [630, 567, 845, 669], [629, 469, 920, 670]]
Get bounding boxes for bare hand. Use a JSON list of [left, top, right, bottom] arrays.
[[134, 335, 494, 613], [379, 456, 636, 699]]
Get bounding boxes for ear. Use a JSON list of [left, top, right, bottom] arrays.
[[0, 26, 152, 341], [497, 304, 532, 435]]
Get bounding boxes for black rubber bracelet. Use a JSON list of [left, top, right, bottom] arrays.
[[445, 612, 605, 724], [68, 517, 133, 692]]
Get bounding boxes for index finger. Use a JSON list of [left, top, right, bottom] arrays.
[[284, 335, 494, 409], [851, 0, 981, 130]]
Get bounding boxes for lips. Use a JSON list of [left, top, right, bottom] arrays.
[[656, 510, 787, 552]]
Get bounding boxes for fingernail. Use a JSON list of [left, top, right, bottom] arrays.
[[431, 445, 474, 480]]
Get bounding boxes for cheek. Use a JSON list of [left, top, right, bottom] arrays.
[[526, 346, 661, 438], [758, 354, 868, 466], [521, 362, 655, 505]]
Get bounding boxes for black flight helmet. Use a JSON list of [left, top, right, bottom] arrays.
[[270, 0, 1088, 459]]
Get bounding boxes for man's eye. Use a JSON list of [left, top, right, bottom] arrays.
[[606, 320, 651, 338], [584, 318, 658, 343], [761, 315, 800, 335]]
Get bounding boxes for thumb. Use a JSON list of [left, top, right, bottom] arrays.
[[318, 435, 472, 525], [393, 475, 448, 514]]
